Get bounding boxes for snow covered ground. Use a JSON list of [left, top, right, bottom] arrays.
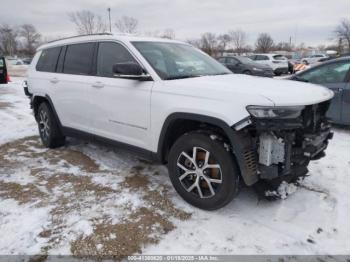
[[0, 77, 350, 258]]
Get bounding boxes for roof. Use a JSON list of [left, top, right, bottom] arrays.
[[38, 33, 185, 51]]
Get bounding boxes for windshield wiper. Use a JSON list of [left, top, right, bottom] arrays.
[[165, 75, 202, 80]]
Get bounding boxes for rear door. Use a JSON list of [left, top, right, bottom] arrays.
[[296, 60, 350, 123], [0, 57, 8, 84], [53, 42, 96, 132]]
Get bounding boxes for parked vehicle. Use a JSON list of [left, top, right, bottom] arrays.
[[290, 56, 350, 125], [0, 57, 8, 84], [249, 54, 289, 76], [22, 58, 32, 65], [217, 56, 274, 77], [26, 34, 334, 210], [301, 54, 328, 65], [8, 58, 25, 66]]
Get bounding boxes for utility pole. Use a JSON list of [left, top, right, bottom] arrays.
[[107, 8, 112, 33]]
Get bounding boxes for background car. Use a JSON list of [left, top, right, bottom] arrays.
[[249, 54, 289, 76], [290, 56, 350, 125], [217, 56, 274, 77], [0, 56, 8, 84], [301, 54, 328, 65]]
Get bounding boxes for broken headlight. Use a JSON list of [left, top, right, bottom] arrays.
[[247, 105, 305, 119]]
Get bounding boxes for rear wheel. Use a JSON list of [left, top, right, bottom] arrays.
[[37, 102, 65, 148], [243, 70, 252, 75], [167, 132, 240, 210]]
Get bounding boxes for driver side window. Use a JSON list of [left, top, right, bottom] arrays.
[[226, 58, 239, 65], [299, 62, 350, 84], [97, 42, 137, 78]]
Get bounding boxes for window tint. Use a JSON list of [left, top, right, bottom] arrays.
[[97, 42, 136, 77], [299, 61, 350, 84], [226, 57, 239, 65], [256, 55, 269, 61], [217, 57, 226, 63], [63, 43, 94, 75], [0, 58, 4, 68], [36, 47, 61, 72], [273, 55, 286, 60]]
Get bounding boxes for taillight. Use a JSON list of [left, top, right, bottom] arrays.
[[6, 73, 10, 82]]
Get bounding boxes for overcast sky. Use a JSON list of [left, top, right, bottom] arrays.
[[1, 0, 350, 46]]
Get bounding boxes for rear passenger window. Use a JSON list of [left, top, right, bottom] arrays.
[[36, 47, 61, 72], [63, 43, 94, 75], [97, 42, 136, 77]]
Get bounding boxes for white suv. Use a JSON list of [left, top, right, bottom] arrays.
[[26, 34, 334, 210], [301, 54, 328, 65], [250, 54, 289, 76]]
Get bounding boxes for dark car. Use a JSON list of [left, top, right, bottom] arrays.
[[0, 56, 8, 84], [290, 56, 350, 125], [217, 56, 274, 77]]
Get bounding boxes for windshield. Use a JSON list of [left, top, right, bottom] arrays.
[[132, 41, 231, 80]]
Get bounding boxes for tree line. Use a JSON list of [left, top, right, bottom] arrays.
[[1, 9, 350, 57]]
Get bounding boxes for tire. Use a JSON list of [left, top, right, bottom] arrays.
[[167, 131, 240, 210], [243, 70, 252, 75], [37, 102, 65, 148]]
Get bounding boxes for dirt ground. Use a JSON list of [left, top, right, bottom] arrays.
[[0, 136, 191, 259]]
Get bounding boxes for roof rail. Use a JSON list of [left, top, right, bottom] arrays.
[[47, 33, 113, 44]]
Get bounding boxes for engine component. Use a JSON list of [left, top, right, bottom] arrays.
[[258, 133, 285, 166]]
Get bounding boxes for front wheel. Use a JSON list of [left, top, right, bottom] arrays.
[[167, 132, 240, 210]]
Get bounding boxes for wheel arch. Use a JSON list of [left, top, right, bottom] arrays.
[[32, 95, 62, 129], [157, 112, 259, 186]]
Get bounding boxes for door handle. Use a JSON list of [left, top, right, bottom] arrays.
[[92, 82, 104, 88], [50, 77, 59, 84]]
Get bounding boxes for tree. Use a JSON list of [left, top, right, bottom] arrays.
[[161, 28, 175, 39], [19, 24, 41, 56], [0, 24, 18, 56], [229, 30, 247, 54], [199, 32, 219, 56], [335, 19, 350, 51], [68, 10, 107, 35], [115, 16, 138, 34], [217, 34, 231, 50], [274, 41, 293, 52], [255, 33, 274, 53]]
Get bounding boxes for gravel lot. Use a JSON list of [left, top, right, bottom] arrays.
[[1, 77, 350, 259]]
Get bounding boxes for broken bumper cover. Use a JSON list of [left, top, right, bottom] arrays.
[[241, 101, 333, 182]]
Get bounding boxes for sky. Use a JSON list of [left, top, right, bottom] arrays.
[[1, 0, 350, 47]]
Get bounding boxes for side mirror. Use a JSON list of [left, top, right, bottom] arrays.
[[113, 62, 151, 80]]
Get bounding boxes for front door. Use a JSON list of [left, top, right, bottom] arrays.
[[88, 41, 153, 150], [341, 82, 350, 125], [0, 57, 8, 84], [296, 60, 350, 124]]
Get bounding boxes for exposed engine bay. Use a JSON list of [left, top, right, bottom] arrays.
[[243, 101, 333, 183]]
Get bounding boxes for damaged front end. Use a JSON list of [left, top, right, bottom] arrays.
[[235, 101, 333, 186]]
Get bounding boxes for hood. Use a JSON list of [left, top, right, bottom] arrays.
[[161, 74, 334, 107]]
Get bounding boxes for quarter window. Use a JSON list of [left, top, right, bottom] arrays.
[[97, 42, 137, 77], [63, 43, 94, 75], [36, 47, 61, 72]]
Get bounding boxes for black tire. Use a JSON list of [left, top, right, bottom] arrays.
[[37, 102, 65, 148], [167, 131, 240, 210], [243, 70, 252, 75], [274, 72, 282, 76]]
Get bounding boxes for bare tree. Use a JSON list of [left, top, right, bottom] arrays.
[[255, 33, 274, 53], [0, 24, 18, 56], [199, 32, 219, 56], [115, 16, 138, 34], [217, 34, 231, 50], [275, 41, 293, 52], [19, 24, 41, 56], [161, 28, 175, 39], [229, 30, 247, 54], [335, 19, 350, 51], [68, 10, 107, 35]]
